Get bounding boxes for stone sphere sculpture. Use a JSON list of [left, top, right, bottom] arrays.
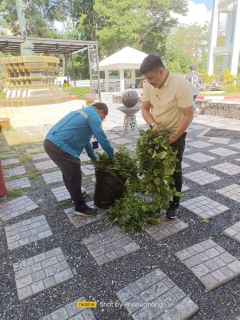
[[121, 89, 139, 108]]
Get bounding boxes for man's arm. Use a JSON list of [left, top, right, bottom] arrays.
[[167, 106, 194, 144], [141, 101, 158, 131]]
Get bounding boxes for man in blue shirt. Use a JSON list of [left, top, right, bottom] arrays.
[[44, 103, 117, 217]]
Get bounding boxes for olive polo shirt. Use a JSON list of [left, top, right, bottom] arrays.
[[141, 71, 193, 132]]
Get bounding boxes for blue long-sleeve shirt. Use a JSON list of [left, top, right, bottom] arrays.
[[45, 106, 114, 161]]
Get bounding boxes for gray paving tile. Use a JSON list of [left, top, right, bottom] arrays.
[[51, 186, 70, 202], [223, 221, 240, 243], [107, 133, 121, 139], [3, 166, 26, 178], [81, 164, 95, 176], [176, 240, 240, 291], [189, 124, 206, 130], [117, 268, 198, 319], [216, 183, 240, 203], [32, 153, 49, 161], [113, 138, 133, 145], [229, 142, 240, 150], [5, 177, 31, 190], [181, 162, 190, 168], [5, 215, 52, 250], [0, 196, 38, 222], [125, 144, 136, 152], [180, 195, 229, 219], [2, 158, 20, 166], [83, 227, 140, 265], [42, 171, 62, 185], [145, 217, 188, 241], [34, 160, 57, 171], [80, 153, 91, 162], [208, 137, 230, 144], [182, 184, 190, 192], [184, 148, 191, 152], [184, 152, 216, 163], [13, 247, 73, 300], [63, 202, 102, 228], [211, 162, 240, 176], [208, 147, 238, 157], [183, 170, 221, 186], [187, 141, 212, 149], [26, 147, 44, 153], [40, 297, 96, 319]]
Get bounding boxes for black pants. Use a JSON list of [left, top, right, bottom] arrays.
[[170, 132, 187, 203], [44, 140, 86, 211]]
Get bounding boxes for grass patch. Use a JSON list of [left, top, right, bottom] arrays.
[[7, 188, 25, 197], [19, 153, 33, 163]]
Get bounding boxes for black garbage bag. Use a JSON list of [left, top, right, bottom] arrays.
[[94, 169, 126, 209]]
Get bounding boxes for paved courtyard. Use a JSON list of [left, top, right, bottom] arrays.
[[0, 93, 240, 320]]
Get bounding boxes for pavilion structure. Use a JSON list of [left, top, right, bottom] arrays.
[[99, 46, 147, 92]]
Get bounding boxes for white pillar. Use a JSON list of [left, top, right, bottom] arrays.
[[207, 0, 219, 75], [131, 69, 136, 88], [105, 70, 109, 92], [120, 69, 125, 92], [230, 0, 240, 75]]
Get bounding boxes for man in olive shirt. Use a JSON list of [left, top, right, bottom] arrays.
[[140, 54, 194, 218]]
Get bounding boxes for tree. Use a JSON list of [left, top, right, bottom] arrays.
[[164, 22, 210, 74]]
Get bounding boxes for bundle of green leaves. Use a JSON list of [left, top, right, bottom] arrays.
[[94, 146, 138, 186], [101, 126, 179, 232]]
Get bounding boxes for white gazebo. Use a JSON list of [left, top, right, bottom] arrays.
[[99, 46, 147, 92]]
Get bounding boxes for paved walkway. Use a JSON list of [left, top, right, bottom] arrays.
[[0, 93, 240, 319]]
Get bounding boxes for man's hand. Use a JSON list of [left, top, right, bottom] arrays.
[[112, 157, 118, 163], [151, 123, 159, 132]]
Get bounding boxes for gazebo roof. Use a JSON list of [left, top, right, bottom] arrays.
[[0, 35, 97, 54], [99, 46, 147, 71]]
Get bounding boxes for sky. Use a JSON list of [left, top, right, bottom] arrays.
[[171, 0, 213, 26]]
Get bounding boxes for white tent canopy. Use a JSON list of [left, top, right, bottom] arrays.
[[99, 46, 147, 92]]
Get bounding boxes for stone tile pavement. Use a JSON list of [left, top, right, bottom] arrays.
[[187, 141, 212, 149], [5, 215, 52, 250], [41, 297, 96, 320], [13, 247, 73, 300], [208, 137, 230, 144], [0, 196, 38, 221], [51, 186, 71, 202], [184, 152, 216, 163], [229, 142, 240, 149], [34, 160, 57, 171], [216, 183, 240, 203], [117, 268, 199, 319], [180, 196, 229, 219], [211, 162, 240, 175], [1, 158, 20, 166], [208, 147, 238, 157], [42, 171, 62, 185], [223, 221, 240, 243], [3, 165, 26, 178], [32, 153, 49, 161], [5, 177, 31, 189], [176, 240, 240, 291], [183, 170, 221, 186], [145, 217, 188, 241], [82, 227, 140, 265]]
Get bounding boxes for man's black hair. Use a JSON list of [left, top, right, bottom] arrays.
[[93, 102, 108, 115], [189, 65, 196, 70], [140, 54, 165, 75]]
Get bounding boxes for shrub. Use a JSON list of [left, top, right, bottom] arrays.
[[224, 84, 238, 93], [69, 86, 91, 99], [0, 91, 4, 99]]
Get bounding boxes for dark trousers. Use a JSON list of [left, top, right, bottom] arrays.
[[44, 140, 86, 211], [170, 132, 187, 203]]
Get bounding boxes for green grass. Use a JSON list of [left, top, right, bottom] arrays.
[[19, 153, 33, 163], [7, 188, 25, 197], [69, 86, 91, 99]]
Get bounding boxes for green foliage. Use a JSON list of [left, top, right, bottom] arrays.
[[165, 23, 210, 74], [220, 69, 237, 92], [104, 194, 160, 232], [201, 72, 215, 85], [69, 87, 91, 99], [224, 84, 239, 93], [136, 127, 178, 209], [94, 146, 139, 187], [0, 92, 4, 99], [103, 126, 179, 231]]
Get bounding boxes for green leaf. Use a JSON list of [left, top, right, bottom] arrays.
[[164, 167, 175, 175], [158, 151, 167, 159]]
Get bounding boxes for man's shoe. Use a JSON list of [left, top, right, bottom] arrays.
[[194, 108, 200, 117], [74, 206, 97, 217], [166, 202, 179, 219]]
